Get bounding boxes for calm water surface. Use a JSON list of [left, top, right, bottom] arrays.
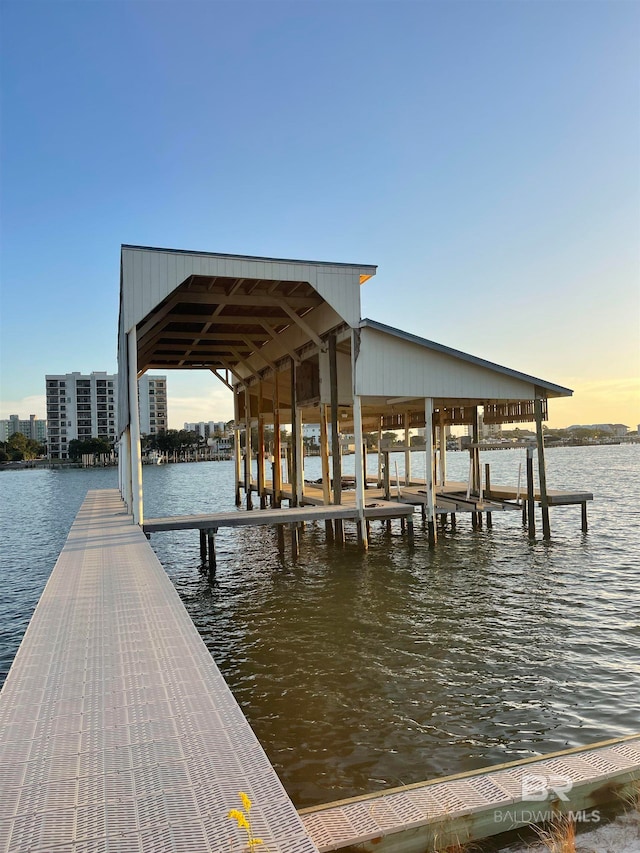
[[1, 445, 639, 809]]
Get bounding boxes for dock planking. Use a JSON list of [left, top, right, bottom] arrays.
[[0, 489, 319, 853], [301, 734, 640, 852], [142, 499, 415, 533]]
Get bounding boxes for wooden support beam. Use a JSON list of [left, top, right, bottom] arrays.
[[244, 386, 253, 511], [207, 528, 216, 575], [277, 301, 326, 350], [425, 398, 437, 546], [273, 371, 282, 508], [320, 403, 331, 506], [329, 334, 343, 544], [535, 397, 551, 540], [439, 409, 447, 486], [353, 394, 369, 550], [290, 358, 299, 508], [260, 321, 301, 365], [526, 445, 535, 537], [257, 381, 266, 509], [290, 522, 299, 560], [485, 463, 493, 529], [404, 415, 411, 486], [211, 368, 234, 391]]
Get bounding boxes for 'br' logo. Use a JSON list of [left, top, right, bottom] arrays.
[[521, 772, 573, 802]]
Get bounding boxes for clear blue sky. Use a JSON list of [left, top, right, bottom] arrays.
[[1, 0, 638, 428]]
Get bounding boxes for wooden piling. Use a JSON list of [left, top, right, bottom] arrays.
[[320, 403, 331, 506], [290, 522, 299, 560], [199, 529, 207, 563], [273, 370, 282, 508], [244, 386, 253, 511], [534, 397, 551, 540], [329, 334, 344, 544], [424, 398, 437, 546], [581, 501, 588, 533], [257, 381, 266, 509], [289, 359, 299, 509], [526, 445, 535, 537], [485, 463, 493, 529], [206, 528, 216, 574]]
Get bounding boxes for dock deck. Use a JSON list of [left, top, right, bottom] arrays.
[[301, 734, 640, 852], [0, 489, 319, 853], [143, 498, 415, 534]]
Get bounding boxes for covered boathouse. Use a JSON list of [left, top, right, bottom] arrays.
[[117, 244, 575, 547]]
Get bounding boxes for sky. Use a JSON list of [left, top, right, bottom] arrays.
[[0, 0, 638, 430]]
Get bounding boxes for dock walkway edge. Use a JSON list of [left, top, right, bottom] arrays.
[[0, 489, 319, 853]]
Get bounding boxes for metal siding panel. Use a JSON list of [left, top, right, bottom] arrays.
[[357, 329, 537, 400]]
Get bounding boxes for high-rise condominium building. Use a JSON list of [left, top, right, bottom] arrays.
[[46, 372, 167, 459], [0, 414, 47, 443], [183, 420, 227, 438], [138, 375, 168, 435], [46, 372, 117, 459], [46, 373, 168, 458]]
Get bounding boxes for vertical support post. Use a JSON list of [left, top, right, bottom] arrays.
[[207, 528, 216, 573], [439, 409, 447, 486], [471, 406, 480, 494], [273, 370, 282, 508], [485, 463, 493, 528], [295, 410, 304, 507], [320, 404, 331, 505], [534, 397, 551, 540], [581, 502, 588, 533], [234, 387, 242, 506], [526, 445, 536, 538], [289, 358, 299, 508], [353, 394, 369, 549], [127, 331, 143, 525], [244, 386, 253, 510], [329, 334, 343, 543], [424, 398, 437, 545], [121, 429, 132, 512], [382, 450, 390, 500], [404, 415, 411, 485], [377, 422, 383, 486], [290, 523, 299, 560], [257, 381, 266, 509], [320, 403, 333, 539], [199, 529, 207, 563]]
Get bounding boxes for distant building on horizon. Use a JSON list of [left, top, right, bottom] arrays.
[[0, 414, 47, 443], [183, 420, 227, 438], [46, 372, 167, 458], [138, 375, 168, 436], [567, 423, 629, 437]]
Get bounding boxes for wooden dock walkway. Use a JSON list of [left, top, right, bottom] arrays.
[[0, 489, 319, 853], [301, 734, 640, 852], [143, 499, 415, 533]]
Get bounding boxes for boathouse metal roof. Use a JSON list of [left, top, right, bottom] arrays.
[[360, 319, 573, 397], [118, 244, 572, 435], [118, 244, 375, 432]]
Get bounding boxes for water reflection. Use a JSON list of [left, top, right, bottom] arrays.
[[1, 446, 639, 808]]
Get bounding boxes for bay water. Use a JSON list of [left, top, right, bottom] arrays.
[[1, 444, 638, 812]]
